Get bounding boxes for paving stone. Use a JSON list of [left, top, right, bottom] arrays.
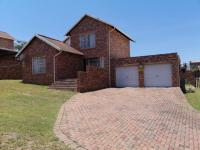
[[54, 87, 200, 150]]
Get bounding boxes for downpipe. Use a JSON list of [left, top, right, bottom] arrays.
[[53, 51, 62, 83]]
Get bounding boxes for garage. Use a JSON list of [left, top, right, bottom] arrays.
[[116, 66, 139, 87], [144, 64, 172, 87], [112, 53, 179, 88]]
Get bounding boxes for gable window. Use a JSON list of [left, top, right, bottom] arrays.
[[32, 57, 46, 74], [80, 33, 95, 49], [86, 57, 104, 68]]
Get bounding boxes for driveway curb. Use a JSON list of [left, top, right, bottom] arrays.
[[53, 95, 87, 150]]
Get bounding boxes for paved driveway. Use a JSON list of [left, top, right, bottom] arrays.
[[54, 88, 200, 150]]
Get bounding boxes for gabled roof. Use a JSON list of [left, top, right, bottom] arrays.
[[0, 31, 15, 40], [65, 14, 134, 42], [17, 34, 83, 57]]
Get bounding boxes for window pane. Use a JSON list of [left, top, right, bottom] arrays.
[[90, 33, 95, 48], [80, 33, 96, 49], [32, 57, 46, 74], [80, 36, 83, 48], [100, 57, 104, 68]]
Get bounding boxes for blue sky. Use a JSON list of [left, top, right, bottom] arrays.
[[0, 0, 199, 63]]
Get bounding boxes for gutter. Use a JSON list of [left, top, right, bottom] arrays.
[[53, 51, 62, 83], [108, 27, 115, 87]]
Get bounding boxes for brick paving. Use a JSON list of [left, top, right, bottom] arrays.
[[54, 87, 200, 150]]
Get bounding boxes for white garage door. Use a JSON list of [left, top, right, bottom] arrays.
[[116, 66, 139, 87], [144, 64, 172, 87]]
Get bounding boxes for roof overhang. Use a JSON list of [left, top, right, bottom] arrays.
[[16, 34, 61, 57], [0, 48, 17, 56], [16, 34, 83, 57]]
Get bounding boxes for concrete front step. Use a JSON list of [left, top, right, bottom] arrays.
[[51, 84, 77, 88], [53, 82, 77, 85], [58, 78, 77, 82], [49, 86, 77, 91]]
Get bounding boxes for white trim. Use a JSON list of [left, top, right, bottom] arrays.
[[16, 34, 61, 57]]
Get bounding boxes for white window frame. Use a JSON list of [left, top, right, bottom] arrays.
[[32, 57, 46, 74], [79, 33, 96, 49]]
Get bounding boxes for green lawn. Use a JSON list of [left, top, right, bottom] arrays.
[[186, 87, 200, 111], [0, 80, 74, 150]]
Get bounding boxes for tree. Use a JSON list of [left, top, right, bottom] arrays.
[[14, 40, 27, 51]]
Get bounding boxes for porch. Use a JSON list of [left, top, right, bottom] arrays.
[[49, 66, 108, 92]]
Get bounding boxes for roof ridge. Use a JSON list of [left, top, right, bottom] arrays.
[[37, 34, 63, 43]]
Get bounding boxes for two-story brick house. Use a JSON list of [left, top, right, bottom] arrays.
[[17, 14, 180, 92], [0, 31, 21, 79]]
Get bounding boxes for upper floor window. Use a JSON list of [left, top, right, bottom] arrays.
[[32, 57, 46, 74], [79, 33, 95, 49]]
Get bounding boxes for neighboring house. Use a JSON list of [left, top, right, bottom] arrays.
[[17, 14, 180, 92], [0, 31, 21, 79], [190, 61, 200, 71], [180, 61, 200, 87]]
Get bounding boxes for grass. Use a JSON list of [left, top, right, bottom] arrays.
[[0, 80, 75, 150], [186, 85, 200, 111]]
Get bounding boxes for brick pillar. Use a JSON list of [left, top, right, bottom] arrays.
[[138, 65, 144, 87]]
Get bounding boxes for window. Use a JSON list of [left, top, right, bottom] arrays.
[[80, 33, 95, 49], [86, 57, 104, 68], [32, 57, 46, 74]]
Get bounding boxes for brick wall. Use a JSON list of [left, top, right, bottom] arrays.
[[0, 37, 14, 50], [110, 30, 130, 59], [21, 38, 57, 85], [21, 37, 83, 85], [70, 16, 110, 73], [56, 52, 84, 80], [69, 16, 131, 83], [0, 56, 22, 79], [77, 66, 109, 92], [111, 53, 180, 87], [70, 16, 109, 58]]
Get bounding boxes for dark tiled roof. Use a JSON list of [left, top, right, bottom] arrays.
[[0, 31, 14, 40]]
